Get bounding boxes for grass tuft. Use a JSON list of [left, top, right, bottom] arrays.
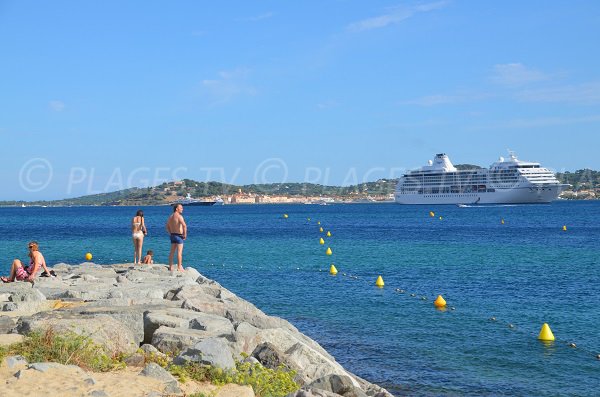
[[169, 357, 299, 397], [3, 328, 124, 372]]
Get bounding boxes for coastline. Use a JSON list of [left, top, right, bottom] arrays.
[[0, 263, 394, 397]]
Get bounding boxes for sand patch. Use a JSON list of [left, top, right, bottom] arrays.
[[0, 359, 254, 397]]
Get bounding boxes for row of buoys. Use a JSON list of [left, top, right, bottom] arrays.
[[427, 211, 569, 231], [305, 213, 587, 352]]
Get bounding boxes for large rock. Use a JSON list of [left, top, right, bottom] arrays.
[[182, 298, 227, 317], [252, 342, 287, 369], [174, 337, 235, 370], [72, 305, 166, 345], [247, 328, 360, 387], [0, 315, 15, 333], [151, 326, 233, 354], [223, 298, 295, 331], [143, 308, 234, 344], [230, 321, 260, 355], [305, 375, 368, 397], [286, 390, 344, 397], [139, 363, 181, 394], [16, 312, 138, 355]]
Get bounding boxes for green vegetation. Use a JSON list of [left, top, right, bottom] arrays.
[[168, 358, 299, 397], [142, 349, 299, 397], [0, 328, 124, 372], [3, 166, 598, 207], [556, 169, 600, 191], [2, 330, 299, 397]]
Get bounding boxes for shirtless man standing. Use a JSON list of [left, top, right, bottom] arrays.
[[166, 203, 187, 272]]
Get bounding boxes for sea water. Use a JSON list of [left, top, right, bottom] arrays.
[[1, 202, 599, 396]]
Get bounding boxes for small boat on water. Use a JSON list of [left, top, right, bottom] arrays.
[[176, 194, 218, 206]]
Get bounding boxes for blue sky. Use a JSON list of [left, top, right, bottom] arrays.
[[1, 1, 599, 200]]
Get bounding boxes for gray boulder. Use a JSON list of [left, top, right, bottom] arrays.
[[139, 363, 181, 394], [151, 326, 232, 354], [16, 312, 138, 355], [6, 355, 28, 369], [173, 337, 235, 370], [252, 342, 287, 369], [286, 390, 344, 397], [143, 308, 234, 344], [181, 298, 227, 317], [306, 375, 368, 397], [0, 315, 15, 333]]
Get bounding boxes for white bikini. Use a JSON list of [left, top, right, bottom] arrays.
[[132, 218, 144, 239]]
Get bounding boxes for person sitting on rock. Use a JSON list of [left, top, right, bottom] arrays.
[[1, 241, 53, 283], [142, 250, 154, 264]]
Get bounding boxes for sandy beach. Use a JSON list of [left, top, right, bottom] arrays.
[[0, 360, 254, 397]]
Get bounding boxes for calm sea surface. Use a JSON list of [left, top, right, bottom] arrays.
[[1, 202, 599, 396]]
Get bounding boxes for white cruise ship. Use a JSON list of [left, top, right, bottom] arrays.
[[395, 153, 568, 205]]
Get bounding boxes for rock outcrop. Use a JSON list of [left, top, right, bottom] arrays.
[[0, 263, 394, 397]]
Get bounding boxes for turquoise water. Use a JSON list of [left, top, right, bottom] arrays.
[[1, 202, 599, 396]]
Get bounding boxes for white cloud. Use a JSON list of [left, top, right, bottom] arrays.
[[400, 94, 462, 106], [515, 82, 600, 104], [201, 68, 257, 105], [347, 1, 448, 32], [399, 92, 493, 106], [317, 100, 340, 110], [472, 114, 600, 130], [491, 63, 548, 86], [49, 100, 65, 112], [237, 12, 274, 22]]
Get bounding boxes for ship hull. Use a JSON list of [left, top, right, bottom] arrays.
[[394, 185, 563, 205], [181, 201, 216, 206]]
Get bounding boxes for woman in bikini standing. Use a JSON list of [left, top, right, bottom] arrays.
[[131, 209, 147, 264], [2, 241, 53, 283]]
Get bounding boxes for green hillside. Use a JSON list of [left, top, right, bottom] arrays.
[[2, 166, 597, 206]]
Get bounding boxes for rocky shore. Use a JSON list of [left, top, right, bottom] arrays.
[[0, 263, 394, 397]]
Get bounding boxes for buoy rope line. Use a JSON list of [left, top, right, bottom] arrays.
[[303, 215, 598, 362], [205, 214, 597, 361]]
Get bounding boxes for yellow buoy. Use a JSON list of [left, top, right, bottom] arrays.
[[307, 217, 311, 221], [85, 252, 92, 261], [434, 295, 447, 308], [325, 247, 332, 256], [375, 275, 384, 288], [538, 323, 555, 341], [319, 227, 324, 233], [326, 231, 331, 237], [319, 237, 325, 245], [562, 225, 567, 231], [283, 214, 288, 219], [501, 219, 505, 224], [329, 264, 338, 275], [317, 221, 321, 225], [429, 211, 435, 217], [439, 216, 443, 220]]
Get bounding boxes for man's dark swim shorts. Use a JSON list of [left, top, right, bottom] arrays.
[[170, 233, 184, 244]]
